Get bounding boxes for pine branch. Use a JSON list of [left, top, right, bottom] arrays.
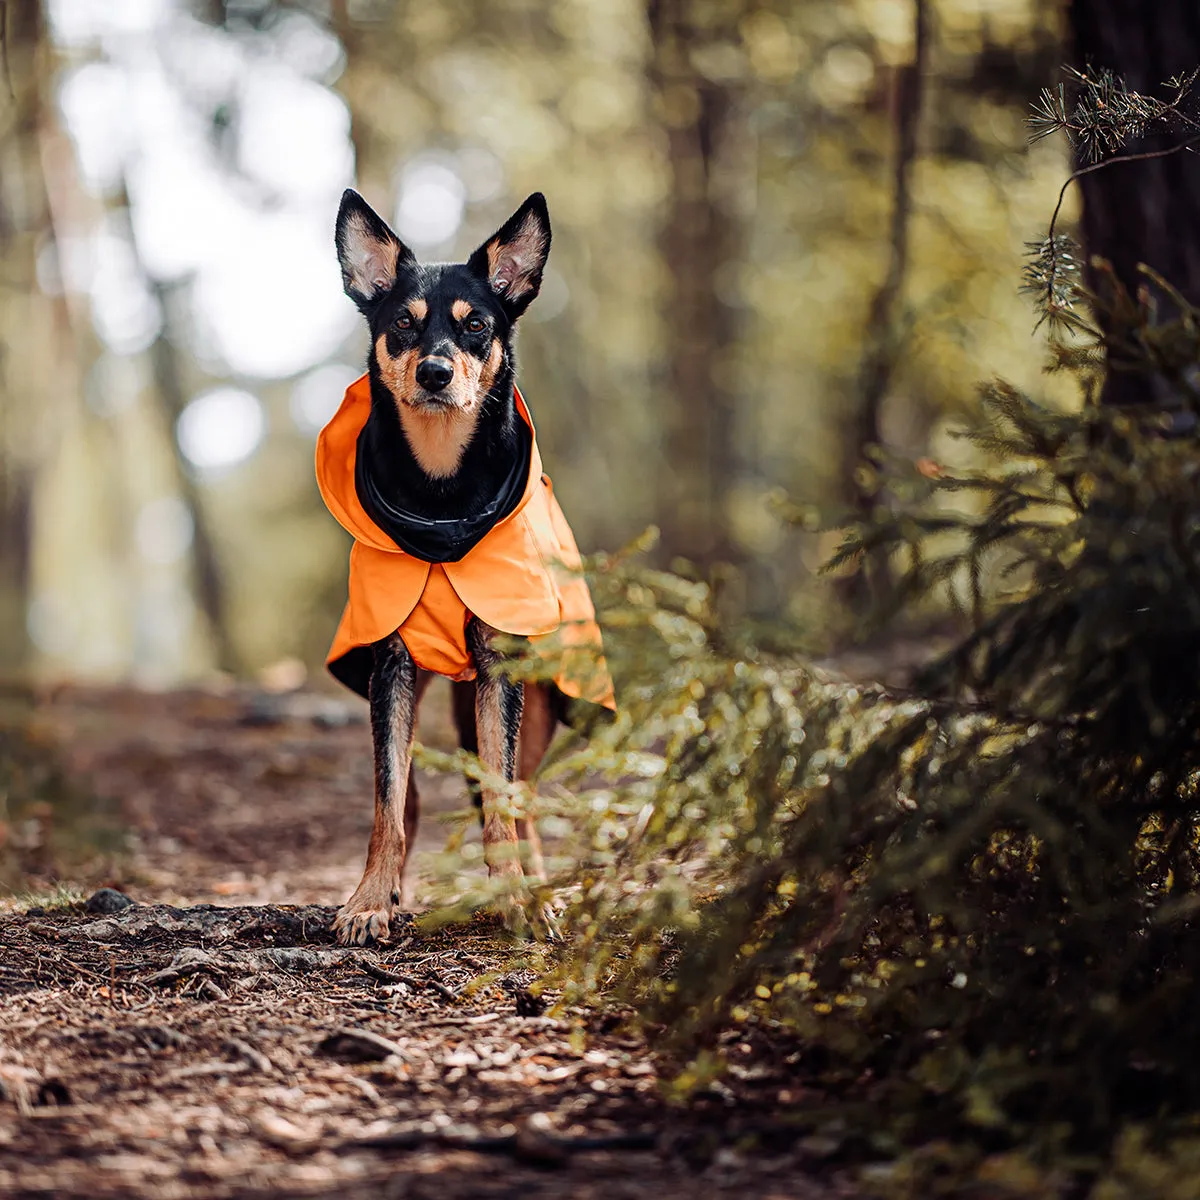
[[1024, 66, 1200, 327]]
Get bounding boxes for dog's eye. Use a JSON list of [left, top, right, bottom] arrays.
[[396, 312, 414, 330], [464, 316, 486, 334]]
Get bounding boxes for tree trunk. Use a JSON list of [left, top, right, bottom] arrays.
[[646, 0, 743, 566], [1070, 0, 1200, 407], [0, 1, 51, 676], [144, 278, 239, 674], [839, 0, 929, 609]]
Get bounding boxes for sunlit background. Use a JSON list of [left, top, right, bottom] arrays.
[[0, 0, 1068, 688]]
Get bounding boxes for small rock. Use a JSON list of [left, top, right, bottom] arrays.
[[145, 947, 226, 986], [515, 988, 546, 1017], [257, 1113, 320, 1151], [135, 1025, 190, 1051], [84, 888, 133, 915], [197, 977, 229, 1002], [316, 1027, 405, 1063], [513, 1113, 569, 1167], [238, 696, 286, 727], [224, 1038, 275, 1074], [258, 947, 329, 973], [35, 1079, 71, 1107]]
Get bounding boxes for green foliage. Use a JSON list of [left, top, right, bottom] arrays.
[[2, 883, 86, 913], [1024, 66, 1200, 333], [479, 252, 1200, 1191], [1029, 66, 1200, 164]]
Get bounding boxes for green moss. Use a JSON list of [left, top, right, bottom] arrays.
[[0, 883, 86, 913]]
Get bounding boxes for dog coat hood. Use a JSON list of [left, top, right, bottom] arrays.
[[316, 373, 615, 710]]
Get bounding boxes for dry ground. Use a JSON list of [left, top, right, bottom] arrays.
[[0, 684, 859, 1199]]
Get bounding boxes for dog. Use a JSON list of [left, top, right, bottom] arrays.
[[317, 189, 614, 945]]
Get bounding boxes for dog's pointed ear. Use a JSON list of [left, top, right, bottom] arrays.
[[467, 193, 551, 318], [336, 189, 414, 310]]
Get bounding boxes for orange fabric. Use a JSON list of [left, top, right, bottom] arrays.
[[317, 374, 615, 709]]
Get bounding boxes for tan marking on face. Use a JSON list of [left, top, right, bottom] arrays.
[[374, 332, 419, 399], [451, 299, 472, 321], [478, 338, 504, 396], [409, 297, 428, 320], [397, 405, 480, 478], [447, 341, 502, 409], [374, 334, 500, 479], [449, 348, 482, 401]]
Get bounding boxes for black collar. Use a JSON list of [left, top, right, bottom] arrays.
[[353, 412, 533, 563]]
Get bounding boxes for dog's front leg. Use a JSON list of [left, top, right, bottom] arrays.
[[466, 619, 525, 885], [334, 632, 417, 945]]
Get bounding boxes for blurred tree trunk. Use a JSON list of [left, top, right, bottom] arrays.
[[1070, 0, 1200, 408], [839, 0, 928, 609], [647, 0, 743, 565], [146, 278, 239, 674], [0, 2, 53, 676]]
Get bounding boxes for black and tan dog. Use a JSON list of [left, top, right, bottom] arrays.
[[318, 190, 613, 945]]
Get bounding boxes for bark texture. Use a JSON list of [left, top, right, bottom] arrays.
[[647, 0, 743, 564], [0, 2, 49, 675]]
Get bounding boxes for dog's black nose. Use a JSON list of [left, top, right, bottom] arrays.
[[415, 357, 454, 392]]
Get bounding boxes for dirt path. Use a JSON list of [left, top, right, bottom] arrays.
[[0, 685, 853, 1199]]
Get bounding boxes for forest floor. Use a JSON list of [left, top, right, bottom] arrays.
[[0, 682, 865, 1200]]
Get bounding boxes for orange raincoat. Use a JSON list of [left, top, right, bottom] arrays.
[[317, 374, 615, 710]]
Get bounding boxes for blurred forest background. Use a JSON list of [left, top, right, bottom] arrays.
[[0, 0, 1069, 689]]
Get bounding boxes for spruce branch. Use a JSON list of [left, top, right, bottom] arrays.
[[1025, 66, 1200, 328]]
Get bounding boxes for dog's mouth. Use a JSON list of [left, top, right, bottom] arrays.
[[403, 388, 475, 413]]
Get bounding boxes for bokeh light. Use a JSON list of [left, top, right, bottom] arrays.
[[236, 68, 354, 201], [88, 225, 164, 355], [289, 362, 363, 436], [176, 387, 266, 472], [189, 213, 356, 379], [394, 158, 467, 248]]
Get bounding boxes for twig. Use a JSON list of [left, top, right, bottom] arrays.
[[342, 1126, 658, 1156], [421, 1013, 505, 1027], [424, 976, 459, 1004], [0, 3, 11, 102], [358, 960, 404, 985], [166, 1061, 248, 1080], [49, 957, 105, 983], [1044, 135, 1200, 279], [316, 1027, 405, 1062], [359, 957, 459, 1002], [1033, 64, 1200, 314], [224, 1038, 275, 1074]]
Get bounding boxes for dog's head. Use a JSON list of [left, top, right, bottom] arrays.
[[335, 189, 551, 419]]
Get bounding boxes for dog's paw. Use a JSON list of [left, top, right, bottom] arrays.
[[496, 890, 560, 942], [333, 904, 392, 946], [529, 899, 561, 943], [335, 869, 403, 945]]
